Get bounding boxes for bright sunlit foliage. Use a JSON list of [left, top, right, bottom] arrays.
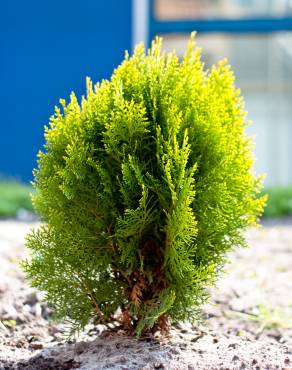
[[22, 34, 266, 336]]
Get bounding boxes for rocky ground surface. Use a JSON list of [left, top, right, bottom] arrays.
[[0, 220, 292, 370]]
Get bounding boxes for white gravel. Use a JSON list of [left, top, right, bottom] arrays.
[[0, 220, 292, 370]]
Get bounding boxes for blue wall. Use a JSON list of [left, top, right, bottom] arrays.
[[0, 0, 132, 181]]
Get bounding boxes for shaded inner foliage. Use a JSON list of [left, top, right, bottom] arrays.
[[22, 34, 266, 336]]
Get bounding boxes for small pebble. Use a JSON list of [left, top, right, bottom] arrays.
[[74, 341, 88, 355], [154, 362, 164, 369], [29, 341, 43, 350], [232, 355, 240, 362], [2, 305, 18, 320], [179, 343, 187, 350], [24, 291, 38, 306], [119, 356, 127, 364], [191, 334, 204, 343], [33, 303, 42, 317], [170, 347, 180, 355]]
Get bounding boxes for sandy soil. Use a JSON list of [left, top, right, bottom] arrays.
[[0, 220, 291, 370]]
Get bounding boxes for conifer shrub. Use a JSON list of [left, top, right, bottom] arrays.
[[22, 34, 266, 336]]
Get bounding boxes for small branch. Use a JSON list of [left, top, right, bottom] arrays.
[[87, 288, 104, 319], [79, 278, 104, 323]]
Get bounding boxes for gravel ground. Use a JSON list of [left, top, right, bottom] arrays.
[[0, 220, 291, 370]]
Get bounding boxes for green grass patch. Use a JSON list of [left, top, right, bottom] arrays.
[[0, 181, 34, 217], [262, 186, 292, 218]]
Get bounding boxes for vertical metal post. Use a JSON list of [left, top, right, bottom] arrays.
[[132, 0, 150, 50]]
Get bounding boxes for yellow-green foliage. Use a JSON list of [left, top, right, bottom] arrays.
[[22, 34, 266, 336]]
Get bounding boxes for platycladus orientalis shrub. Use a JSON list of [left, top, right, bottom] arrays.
[[22, 34, 266, 336]]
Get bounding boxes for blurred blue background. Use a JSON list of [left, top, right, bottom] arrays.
[[1, 0, 292, 188], [0, 0, 132, 181]]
